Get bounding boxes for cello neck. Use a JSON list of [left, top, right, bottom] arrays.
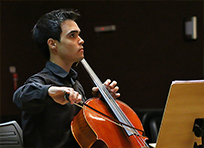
[[80, 59, 113, 102], [80, 58, 137, 136]]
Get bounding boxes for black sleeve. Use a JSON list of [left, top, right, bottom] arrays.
[[13, 76, 52, 114]]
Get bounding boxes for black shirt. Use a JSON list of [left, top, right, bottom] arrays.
[[13, 61, 87, 148]]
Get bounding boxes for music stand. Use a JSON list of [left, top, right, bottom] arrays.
[[156, 80, 204, 148]]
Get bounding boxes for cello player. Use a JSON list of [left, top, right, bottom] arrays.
[[13, 9, 120, 148]]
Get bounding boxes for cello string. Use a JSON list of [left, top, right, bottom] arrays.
[[100, 80, 149, 146], [80, 59, 147, 146], [73, 102, 144, 137], [81, 59, 140, 135], [80, 59, 126, 122], [64, 91, 145, 134], [74, 102, 148, 147], [81, 59, 132, 127], [101, 84, 137, 131], [80, 59, 148, 146], [77, 80, 145, 145], [83, 100, 145, 134]]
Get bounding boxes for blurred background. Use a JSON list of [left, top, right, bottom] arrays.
[[0, 0, 203, 144]]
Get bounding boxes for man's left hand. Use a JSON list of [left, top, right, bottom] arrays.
[[92, 79, 120, 99]]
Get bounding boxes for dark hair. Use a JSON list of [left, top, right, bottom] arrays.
[[32, 9, 80, 60]]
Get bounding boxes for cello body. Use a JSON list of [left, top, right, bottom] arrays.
[[71, 98, 148, 148]]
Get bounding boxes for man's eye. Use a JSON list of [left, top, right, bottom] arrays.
[[70, 34, 75, 38]]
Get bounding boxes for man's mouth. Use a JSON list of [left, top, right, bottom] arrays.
[[79, 47, 84, 51]]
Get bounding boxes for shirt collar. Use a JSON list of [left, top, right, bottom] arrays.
[[45, 61, 78, 79]]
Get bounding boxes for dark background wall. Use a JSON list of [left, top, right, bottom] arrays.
[[1, 1, 203, 119]]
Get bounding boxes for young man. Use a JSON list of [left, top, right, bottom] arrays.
[[13, 9, 120, 148]]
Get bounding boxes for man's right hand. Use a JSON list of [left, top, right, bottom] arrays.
[[48, 86, 82, 105]]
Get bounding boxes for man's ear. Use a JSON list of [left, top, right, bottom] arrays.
[[47, 38, 57, 53]]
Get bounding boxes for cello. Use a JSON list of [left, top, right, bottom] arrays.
[[70, 58, 149, 148]]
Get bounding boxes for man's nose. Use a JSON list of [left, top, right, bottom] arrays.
[[78, 36, 84, 45]]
